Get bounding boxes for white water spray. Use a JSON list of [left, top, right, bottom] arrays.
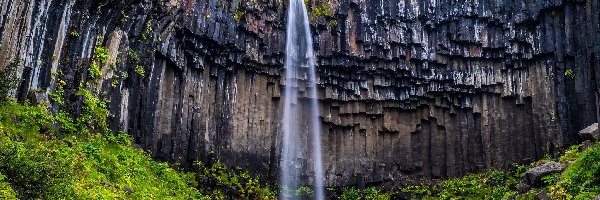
[[280, 0, 324, 199]]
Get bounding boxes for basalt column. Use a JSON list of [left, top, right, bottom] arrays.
[[0, 0, 598, 187]]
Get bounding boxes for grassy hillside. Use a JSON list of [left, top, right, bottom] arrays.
[[0, 54, 279, 199], [0, 103, 203, 199], [396, 142, 600, 199], [337, 141, 600, 200]]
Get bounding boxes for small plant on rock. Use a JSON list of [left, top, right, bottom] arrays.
[[134, 65, 145, 77], [565, 69, 575, 79]]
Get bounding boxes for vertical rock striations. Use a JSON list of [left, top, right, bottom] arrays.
[[0, 0, 598, 186]]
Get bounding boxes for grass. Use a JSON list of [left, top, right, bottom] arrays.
[[402, 170, 520, 199], [1, 92, 598, 199], [398, 142, 600, 200], [0, 99, 276, 199], [195, 161, 276, 199], [548, 143, 600, 199], [0, 173, 17, 199], [0, 103, 204, 199], [0, 49, 276, 199]]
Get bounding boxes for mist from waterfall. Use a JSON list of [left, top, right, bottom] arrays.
[[280, 0, 324, 199]]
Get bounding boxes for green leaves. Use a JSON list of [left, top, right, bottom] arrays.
[[75, 89, 109, 133], [195, 161, 276, 199], [0, 103, 203, 199], [338, 187, 392, 200], [0, 173, 17, 199], [564, 69, 575, 79], [401, 170, 517, 200], [553, 142, 600, 199], [88, 38, 109, 82]]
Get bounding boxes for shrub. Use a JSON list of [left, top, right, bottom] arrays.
[[195, 161, 276, 199], [75, 89, 109, 133], [0, 103, 204, 199], [401, 170, 517, 200], [89, 40, 109, 82], [340, 187, 360, 200], [364, 187, 391, 200], [296, 186, 314, 197], [134, 65, 145, 77], [565, 69, 575, 79], [0, 173, 17, 199]]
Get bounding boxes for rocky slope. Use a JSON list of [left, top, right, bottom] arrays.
[[0, 0, 598, 187]]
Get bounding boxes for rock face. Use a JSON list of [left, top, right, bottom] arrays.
[[0, 0, 599, 186]]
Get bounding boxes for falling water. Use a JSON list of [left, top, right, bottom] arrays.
[[280, 0, 324, 199]]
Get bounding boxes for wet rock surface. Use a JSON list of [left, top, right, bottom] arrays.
[[0, 0, 599, 186]]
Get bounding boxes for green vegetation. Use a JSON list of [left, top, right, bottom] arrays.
[[0, 57, 21, 103], [329, 19, 338, 27], [340, 187, 361, 199], [195, 161, 276, 199], [233, 10, 244, 22], [401, 169, 519, 199], [49, 79, 66, 106], [141, 20, 153, 41], [126, 49, 145, 78], [145, 20, 153, 33], [296, 186, 314, 197], [565, 69, 575, 79], [89, 40, 109, 81], [0, 54, 275, 199], [75, 89, 109, 133], [232, 0, 245, 22], [0, 173, 17, 199], [313, 5, 330, 17], [547, 143, 600, 199], [0, 103, 203, 199], [400, 142, 600, 200], [337, 186, 392, 200], [311, 0, 331, 17], [127, 49, 139, 63], [134, 65, 145, 77], [70, 30, 80, 37]]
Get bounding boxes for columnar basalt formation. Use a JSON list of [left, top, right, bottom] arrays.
[[0, 0, 598, 186]]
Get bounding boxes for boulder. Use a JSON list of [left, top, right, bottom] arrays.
[[516, 180, 532, 193], [535, 191, 552, 200], [579, 123, 599, 141], [580, 140, 593, 151], [523, 162, 564, 186], [26, 90, 48, 106]]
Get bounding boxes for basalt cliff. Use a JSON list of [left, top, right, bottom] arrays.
[[0, 0, 599, 187]]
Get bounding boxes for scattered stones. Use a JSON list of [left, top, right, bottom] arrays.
[[123, 186, 132, 194], [516, 180, 532, 193], [523, 162, 565, 186], [580, 140, 593, 151], [579, 123, 599, 141]]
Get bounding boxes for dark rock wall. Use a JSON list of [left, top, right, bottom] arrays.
[[0, 0, 598, 186]]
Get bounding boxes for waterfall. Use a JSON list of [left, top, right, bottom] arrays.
[[280, 0, 324, 199]]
